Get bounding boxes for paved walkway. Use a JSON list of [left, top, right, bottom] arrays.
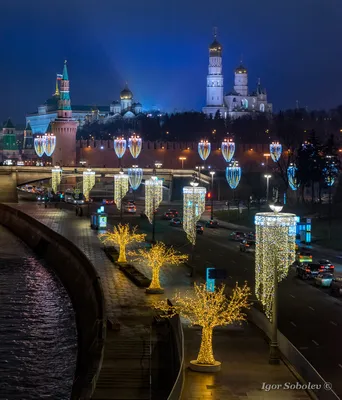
[[9, 203, 309, 400]]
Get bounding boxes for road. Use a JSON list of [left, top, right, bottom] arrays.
[[106, 202, 342, 397]]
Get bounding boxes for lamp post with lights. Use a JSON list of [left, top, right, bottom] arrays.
[[209, 171, 215, 220], [179, 156, 186, 169], [264, 174, 272, 202]]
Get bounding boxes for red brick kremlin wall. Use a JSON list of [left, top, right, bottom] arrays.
[[76, 140, 272, 170]]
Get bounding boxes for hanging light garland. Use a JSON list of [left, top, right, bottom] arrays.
[[34, 136, 46, 157], [324, 156, 338, 187], [270, 142, 282, 162], [114, 136, 127, 159], [128, 135, 142, 159], [145, 176, 163, 223], [43, 134, 56, 157], [198, 140, 211, 161], [128, 167, 143, 190], [221, 138, 235, 162], [114, 172, 129, 210], [226, 161, 241, 189], [183, 182, 206, 245], [51, 166, 62, 193], [83, 169, 96, 201], [255, 211, 296, 320], [287, 164, 299, 191]]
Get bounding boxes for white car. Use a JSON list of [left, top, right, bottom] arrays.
[[124, 205, 136, 214]]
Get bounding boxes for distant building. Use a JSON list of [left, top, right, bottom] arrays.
[[26, 73, 144, 134], [0, 118, 20, 161], [22, 121, 35, 159], [202, 31, 272, 119]]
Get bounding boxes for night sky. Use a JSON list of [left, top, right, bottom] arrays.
[[1, 0, 341, 125]]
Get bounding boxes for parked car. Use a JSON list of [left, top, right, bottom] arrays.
[[162, 212, 174, 220], [314, 273, 334, 287], [230, 231, 246, 241], [296, 262, 333, 280], [170, 217, 182, 227], [239, 239, 256, 253], [196, 223, 204, 235], [331, 278, 342, 296], [205, 220, 219, 228]]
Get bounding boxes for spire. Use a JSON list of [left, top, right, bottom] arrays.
[[213, 26, 218, 38], [62, 60, 69, 81], [3, 118, 15, 129], [54, 78, 60, 96], [25, 121, 32, 131]]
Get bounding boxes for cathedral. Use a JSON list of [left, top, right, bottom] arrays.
[[26, 75, 143, 134], [202, 32, 272, 119]]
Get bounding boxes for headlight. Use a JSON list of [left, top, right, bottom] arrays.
[[80, 200, 84, 203], [74, 200, 77, 203]]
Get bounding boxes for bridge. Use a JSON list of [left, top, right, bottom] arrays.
[[0, 166, 211, 202]]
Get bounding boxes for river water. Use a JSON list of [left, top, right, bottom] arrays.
[[0, 225, 77, 399]]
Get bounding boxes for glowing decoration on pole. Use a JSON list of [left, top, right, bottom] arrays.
[[83, 169, 96, 201], [324, 156, 338, 187], [225, 161, 241, 189], [183, 182, 206, 245], [128, 135, 142, 159], [221, 138, 235, 162], [287, 164, 299, 191], [198, 140, 211, 161], [128, 167, 143, 190], [43, 134, 56, 156], [51, 166, 62, 193], [34, 136, 46, 157], [145, 176, 163, 223], [114, 136, 127, 159], [270, 142, 282, 162], [114, 172, 129, 210]]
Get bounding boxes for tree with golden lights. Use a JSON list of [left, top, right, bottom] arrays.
[[130, 242, 188, 293], [99, 223, 146, 263], [154, 283, 250, 368]]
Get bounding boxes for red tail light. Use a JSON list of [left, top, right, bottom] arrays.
[[305, 268, 311, 272], [331, 265, 335, 269]]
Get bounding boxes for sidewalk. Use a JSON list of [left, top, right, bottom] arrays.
[[10, 204, 310, 400]]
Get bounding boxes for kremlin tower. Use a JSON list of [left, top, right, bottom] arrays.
[[52, 61, 78, 166]]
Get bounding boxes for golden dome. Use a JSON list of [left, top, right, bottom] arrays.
[[120, 84, 133, 100], [209, 38, 222, 55], [235, 64, 247, 74]]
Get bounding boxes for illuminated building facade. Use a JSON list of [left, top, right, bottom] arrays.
[[1, 118, 20, 160], [202, 31, 273, 119]]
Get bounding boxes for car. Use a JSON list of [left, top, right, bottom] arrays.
[[205, 220, 219, 228], [331, 278, 342, 296], [296, 263, 332, 280], [246, 231, 256, 240], [314, 273, 334, 287], [231, 231, 246, 241], [124, 205, 136, 213], [168, 209, 179, 217], [239, 239, 256, 253], [162, 212, 174, 220], [295, 248, 313, 265], [196, 223, 204, 235], [103, 199, 114, 205], [170, 217, 182, 227], [318, 259, 335, 270]]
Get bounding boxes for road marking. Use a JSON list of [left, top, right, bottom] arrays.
[[312, 340, 319, 346], [330, 321, 338, 326], [290, 321, 297, 327], [290, 294, 295, 299], [299, 346, 308, 350], [338, 364, 342, 369], [308, 306, 315, 311]]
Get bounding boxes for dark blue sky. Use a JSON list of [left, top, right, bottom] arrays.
[[1, 0, 341, 124]]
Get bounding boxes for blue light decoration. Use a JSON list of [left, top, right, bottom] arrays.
[[114, 136, 127, 159], [34, 136, 46, 157], [128, 135, 142, 159], [270, 141, 282, 162], [206, 267, 215, 292], [42, 134, 56, 156], [128, 167, 143, 190], [225, 160, 241, 189], [323, 156, 338, 187], [221, 138, 235, 162], [287, 163, 299, 191], [198, 140, 211, 161]]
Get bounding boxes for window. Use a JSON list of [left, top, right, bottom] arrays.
[[260, 103, 265, 112]]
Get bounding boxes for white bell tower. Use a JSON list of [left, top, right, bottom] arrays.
[[206, 28, 224, 107]]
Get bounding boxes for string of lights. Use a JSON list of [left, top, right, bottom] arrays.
[[83, 169, 96, 201], [34, 136, 45, 157], [183, 185, 206, 245], [198, 140, 211, 161], [128, 135, 142, 158], [114, 136, 127, 159], [128, 167, 143, 190], [145, 176, 163, 223], [43, 134, 56, 156], [226, 161, 241, 189], [51, 167, 62, 193], [221, 138, 235, 162], [114, 173, 129, 210], [255, 212, 296, 320], [270, 142, 282, 162], [287, 164, 299, 191]]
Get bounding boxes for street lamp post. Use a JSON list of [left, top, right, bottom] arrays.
[[195, 165, 204, 185], [179, 156, 186, 169], [210, 171, 215, 220], [264, 174, 272, 202]]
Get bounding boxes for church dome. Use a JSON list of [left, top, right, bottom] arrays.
[[235, 64, 247, 74], [120, 84, 133, 100], [209, 39, 222, 56]]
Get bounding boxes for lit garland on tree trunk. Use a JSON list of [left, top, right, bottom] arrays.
[[145, 176, 163, 223], [183, 185, 206, 245], [114, 173, 129, 210], [83, 169, 96, 201], [255, 212, 296, 320], [51, 167, 62, 193]]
